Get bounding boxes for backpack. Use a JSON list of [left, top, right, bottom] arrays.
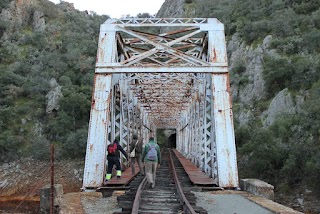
[[146, 144, 157, 161], [107, 143, 117, 155]]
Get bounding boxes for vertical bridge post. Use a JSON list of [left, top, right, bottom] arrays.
[[207, 19, 238, 187], [82, 22, 116, 188]]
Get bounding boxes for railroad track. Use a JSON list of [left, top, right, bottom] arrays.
[[115, 148, 207, 214]]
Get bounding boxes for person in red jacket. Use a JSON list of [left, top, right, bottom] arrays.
[[105, 139, 128, 184]]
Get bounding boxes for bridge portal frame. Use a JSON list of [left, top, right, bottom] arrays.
[[82, 18, 238, 190]]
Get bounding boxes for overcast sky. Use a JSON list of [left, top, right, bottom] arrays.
[[49, 0, 165, 18]]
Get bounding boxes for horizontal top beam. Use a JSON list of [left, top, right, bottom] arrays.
[[95, 66, 228, 73], [102, 18, 224, 31], [105, 18, 208, 25]]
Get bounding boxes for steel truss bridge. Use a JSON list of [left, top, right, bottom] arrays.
[[82, 18, 238, 190]]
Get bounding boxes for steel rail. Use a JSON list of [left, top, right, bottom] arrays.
[[130, 148, 196, 214], [131, 176, 148, 214], [131, 148, 165, 213], [169, 149, 197, 214]]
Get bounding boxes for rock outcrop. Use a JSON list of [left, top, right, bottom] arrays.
[[45, 78, 63, 113], [157, 0, 185, 18], [0, 0, 37, 40], [262, 88, 296, 126], [32, 10, 45, 32]]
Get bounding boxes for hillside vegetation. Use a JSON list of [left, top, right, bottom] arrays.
[[0, 1, 108, 160], [189, 0, 320, 199], [0, 0, 320, 210]]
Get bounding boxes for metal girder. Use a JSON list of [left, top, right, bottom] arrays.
[[96, 66, 228, 73], [83, 18, 238, 190], [107, 18, 211, 27]]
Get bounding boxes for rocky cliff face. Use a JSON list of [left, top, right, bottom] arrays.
[[157, 0, 185, 18], [0, 0, 76, 41], [1, 0, 40, 40], [227, 33, 271, 105], [156, 0, 306, 128], [227, 33, 307, 127]]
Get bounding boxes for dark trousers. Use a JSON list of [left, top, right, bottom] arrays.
[[107, 155, 121, 174], [130, 153, 144, 175]]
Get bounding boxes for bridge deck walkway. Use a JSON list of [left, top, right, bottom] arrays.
[[103, 149, 216, 186], [103, 164, 140, 186], [173, 149, 215, 186]]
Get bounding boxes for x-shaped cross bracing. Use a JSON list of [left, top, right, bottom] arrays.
[[117, 26, 209, 66]]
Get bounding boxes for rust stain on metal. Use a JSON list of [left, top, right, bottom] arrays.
[[91, 99, 96, 108], [226, 74, 233, 109], [97, 35, 106, 63], [212, 48, 217, 62]]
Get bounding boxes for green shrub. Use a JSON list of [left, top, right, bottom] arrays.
[[0, 42, 19, 64], [313, 9, 320, 28], [235, 125, 251, 148], [26, 137, 51, 160], [239, 128, 287, 183], [0, 0, 10, 10], [305, 153, 320, 196], [231, 59, 246, 74], [0, 130, 22, 159], [20, 31, 47, 49], [60, 87, 91, 125], [270, 36, 302, 54], [239, 20, 271, 44], [263, 56, 294, 96], [292, 0, 320, 14], [46, 111, 74, 143], [62, 128, 88, 158], [290, 56, 319, 90], [269, 116, 298, 142], [270, 9, 296, 38], [303, 29, 320, 53]]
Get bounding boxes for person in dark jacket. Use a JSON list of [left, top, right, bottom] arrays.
[[105, 139, 128, 184], [129, 134, 144, 176], [142, 137, 161, 189]]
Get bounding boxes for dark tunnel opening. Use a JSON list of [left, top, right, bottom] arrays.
[[168, 133, 176, 148]]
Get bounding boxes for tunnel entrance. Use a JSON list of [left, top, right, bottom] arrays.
[[168, 133, 176, 148]]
